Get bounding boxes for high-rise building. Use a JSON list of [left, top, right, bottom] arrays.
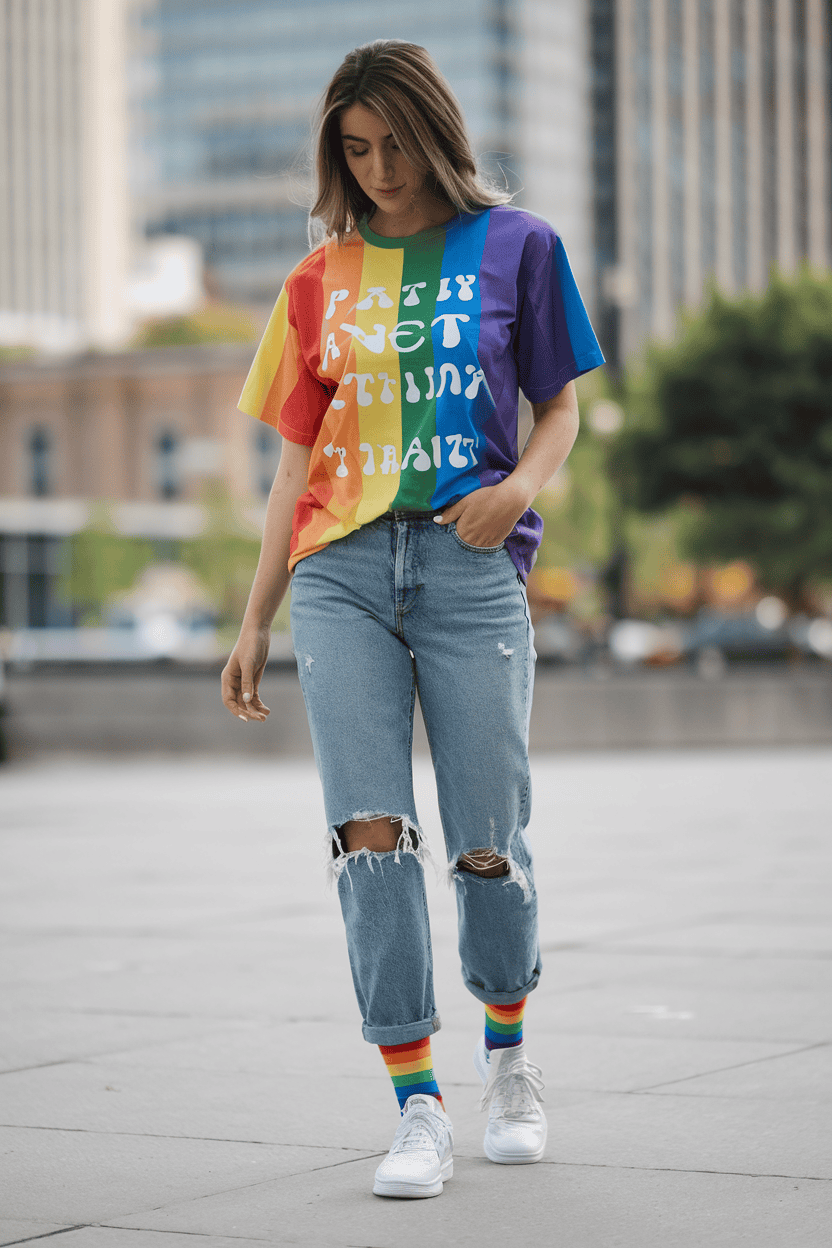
[[597, 0, 832, 371], [0, 0, 131, 351], [128, 0, 596, 315]]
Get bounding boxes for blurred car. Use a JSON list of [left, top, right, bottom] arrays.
[[607, 619, 685, 667], [787, 615, 832, 662], [533, 614, 592, 665], [682, 610, 796, 676]]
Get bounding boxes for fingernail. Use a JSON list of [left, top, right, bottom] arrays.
[[433, 515, 443, 523], [238, 715, 247, 721], [243, 692, 251, 702]]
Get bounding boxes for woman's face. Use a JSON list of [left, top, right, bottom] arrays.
[[339, 103, 428, 224]]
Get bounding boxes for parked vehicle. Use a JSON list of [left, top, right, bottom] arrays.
[[787, 615, 832, 662], [533, 614, 592, 666], [607, 619, 685, 667], [682, 610, 795, 676]]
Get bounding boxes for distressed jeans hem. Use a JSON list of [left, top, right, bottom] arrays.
[[361, 1013, 442, 1045]]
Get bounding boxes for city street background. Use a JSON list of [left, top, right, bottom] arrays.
[[1, 748, 831, 1246], [2, 1, 832, 676]]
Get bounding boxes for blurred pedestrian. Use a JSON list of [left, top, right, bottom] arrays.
[[222, 39, 604, 1198]]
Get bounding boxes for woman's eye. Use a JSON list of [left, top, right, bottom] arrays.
[[348, 148, 368, 158]]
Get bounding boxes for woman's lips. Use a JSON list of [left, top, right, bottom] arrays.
[[376, 186, 405, 197]]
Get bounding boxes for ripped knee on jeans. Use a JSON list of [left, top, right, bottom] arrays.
[[327, 813, 431, 888], [456, 849, 509, 878], [337, 815, 404, 854], [448, 843, 534, 903]]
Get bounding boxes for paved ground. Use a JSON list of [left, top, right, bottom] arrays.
[[1, 748, 831, 1247]]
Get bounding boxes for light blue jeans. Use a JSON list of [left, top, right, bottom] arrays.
[[290, 511, 541, 1045]]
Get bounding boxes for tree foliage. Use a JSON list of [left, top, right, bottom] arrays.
[[65, 519, 158, 626], [614, 269, 832, 598], [134, 303, 259, 349]]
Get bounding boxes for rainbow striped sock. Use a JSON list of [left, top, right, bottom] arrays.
[[484, 998, 526, 1051], [379, 1037, 444, 1113]]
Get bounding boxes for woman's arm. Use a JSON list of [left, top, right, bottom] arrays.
[[220, 437, 312, 723], [433, 380, 580, 549]]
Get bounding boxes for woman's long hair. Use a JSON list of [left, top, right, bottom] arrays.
[[310, 40, 511, 244]]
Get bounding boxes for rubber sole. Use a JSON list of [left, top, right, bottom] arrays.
[[373, 1157, 453, 1198], [484, 1136, 547, 1165]]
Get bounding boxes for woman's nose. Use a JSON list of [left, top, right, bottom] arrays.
[[372, 148, 394, 181]]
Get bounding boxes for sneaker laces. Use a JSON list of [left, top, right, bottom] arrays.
[[478, 1053, 545, 1119], [389, 1103, 447, 1156]]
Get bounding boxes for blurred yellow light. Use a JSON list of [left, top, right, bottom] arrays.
[[532, 566, 580, 602], [710, 562, 755, 604], [660, 564, 697, 604]]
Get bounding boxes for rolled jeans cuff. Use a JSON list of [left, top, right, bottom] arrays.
[[462, 967, 540, 1006], [362, 1012, 442, 1046]]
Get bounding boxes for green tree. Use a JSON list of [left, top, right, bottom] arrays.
[[615, 268, 832, 604], [133, 303, 259, 349], [65, 508, 158, 625], [178, 482, 262, 632]]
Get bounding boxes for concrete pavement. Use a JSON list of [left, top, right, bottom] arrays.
[[1, 748, 831, 1246]]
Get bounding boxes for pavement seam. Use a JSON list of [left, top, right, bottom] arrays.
[[628, 1038, 832, 1092], [79, 1230, 271, 1244], [106, 1149, 389, 1219], [0, 1229, 88, 1248], [0, 1123, 379, 1152], [0, 1060, 79, 1076], [534, 1159, 832, 1181]]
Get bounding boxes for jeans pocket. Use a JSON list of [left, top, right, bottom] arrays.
[[449, 522, 506, 554]]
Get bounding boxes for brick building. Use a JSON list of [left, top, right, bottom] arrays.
[[0, 343, 277, 628]]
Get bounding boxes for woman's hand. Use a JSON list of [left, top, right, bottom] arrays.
[[433, 476, 530, 548], [221, 626, 271, 723], [219, 438, 311, 726]]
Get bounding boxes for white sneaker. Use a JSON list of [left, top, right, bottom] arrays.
[[373, 1093, 454, 1198], [474, 1037, 547, 1164]]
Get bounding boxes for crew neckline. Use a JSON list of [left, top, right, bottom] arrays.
[[358, 210, 476, 249]]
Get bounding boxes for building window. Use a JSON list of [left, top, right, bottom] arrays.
[[156, 430, 180, 499], [28, 426, 52, 497], [253, 424, 281, 499], [0, 534, 66, 629]]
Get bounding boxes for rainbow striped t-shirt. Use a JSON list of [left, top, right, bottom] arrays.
[[238, 205, 604, 579]]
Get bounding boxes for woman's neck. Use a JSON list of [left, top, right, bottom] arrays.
[[367, 193, 457, 239]]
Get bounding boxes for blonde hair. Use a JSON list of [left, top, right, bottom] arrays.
[[310, 40, 511, 244]]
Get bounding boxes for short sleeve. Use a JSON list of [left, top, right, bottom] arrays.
[[237, 281, 332, 445], [515, 234, 605, 403]]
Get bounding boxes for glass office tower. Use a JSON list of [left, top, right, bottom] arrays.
[[129, 0, 520, 305], [605, 0, 832, 368]]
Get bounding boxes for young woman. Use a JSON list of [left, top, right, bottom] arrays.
[[222, 40, 604, 1199]]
